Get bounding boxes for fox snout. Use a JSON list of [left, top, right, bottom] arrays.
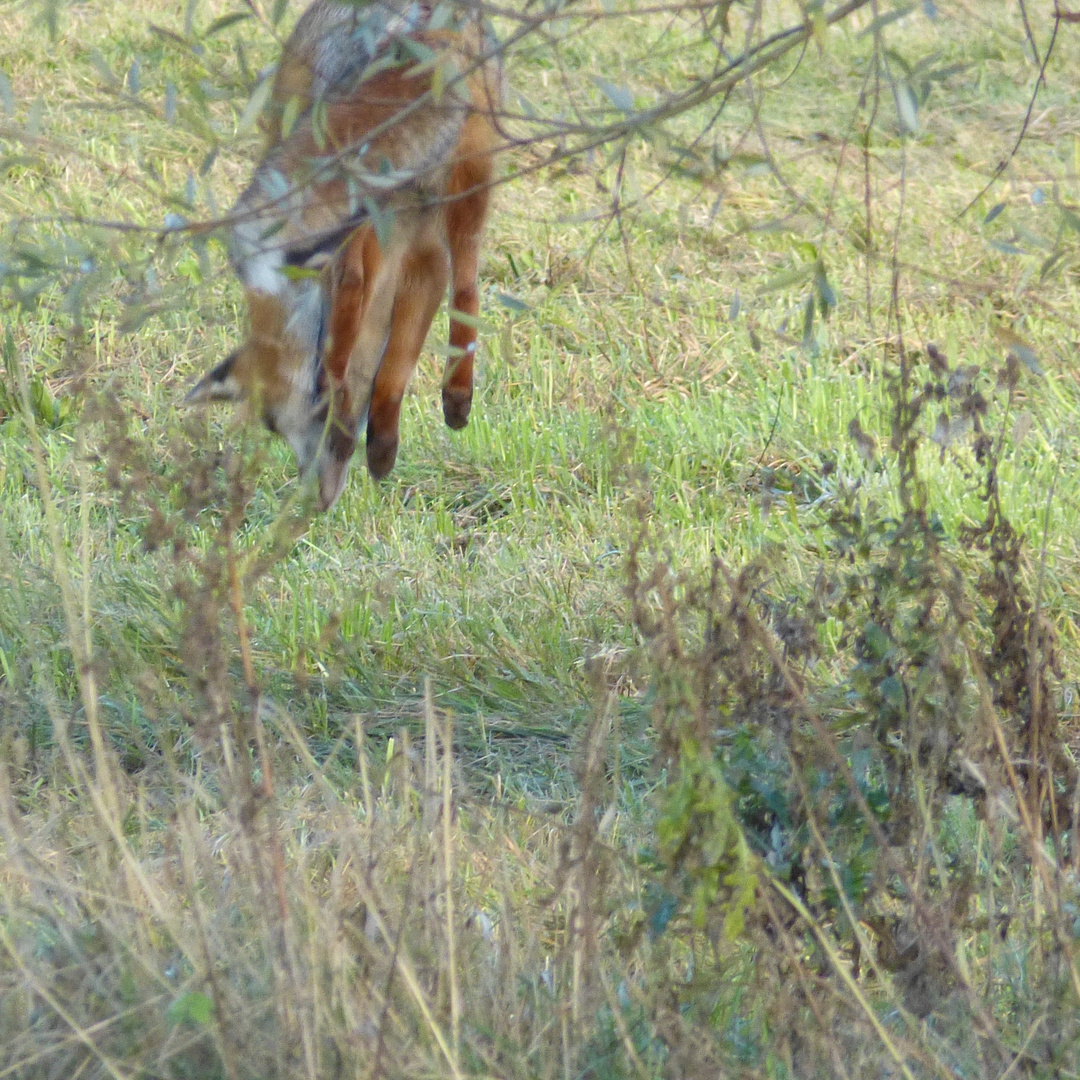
[[185, 341, 359, 511], [288, 403, 361, 512]]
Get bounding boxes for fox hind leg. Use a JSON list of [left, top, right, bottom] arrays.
[[443, 152, 493, 431]]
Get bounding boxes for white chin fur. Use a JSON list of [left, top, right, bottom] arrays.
[[231, 213, 287, 296], [242, 251, 286, 296]]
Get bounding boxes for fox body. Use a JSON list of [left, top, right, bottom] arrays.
[[188, 0, 500, 509]]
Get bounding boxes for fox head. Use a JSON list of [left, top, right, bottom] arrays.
[[186, 283, 360, 512]]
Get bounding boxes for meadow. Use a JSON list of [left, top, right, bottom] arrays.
[[2, 0, 1080, 1075]]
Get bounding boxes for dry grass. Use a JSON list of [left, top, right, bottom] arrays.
[[3, 0, 1080, 1076]]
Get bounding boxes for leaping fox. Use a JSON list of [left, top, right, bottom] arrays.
[[187, 0, 501, 509]]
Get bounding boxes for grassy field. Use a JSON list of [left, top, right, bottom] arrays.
[[3, 0, 1080, 1075]]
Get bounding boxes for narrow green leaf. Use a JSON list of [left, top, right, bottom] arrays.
[[257, 215, 287, 240], [235, 37, 251, 83], [595, 77, 634, 114], [448, 307, 487, 330], [149, 24, 190, 48], [205, 11, 252, 37], [495, 292, 529, 314], [38, 0, 62, 41], [184, 0, 199, 38], [1039, 250, 1065, 281], [365, 198, 395, 250], [279, 264, 322, 281], [516, 92, 538, 120], [924, 61, 969, 83], [237, 77, 273, 134], [0, 71, 14, 117], [398, 38, 436, 65], [858, 4, 916, 38], [994, 326, 1043, 375], [430, 54, 445, 103], [894, 81, 919, 135], [759, 265, 811, 294], [801, 291, 815, 346], [814, 262, 837, 314], [88, 49, 121, 90], [1014, 226, 1050, 251], [280, 94, 301, 139]]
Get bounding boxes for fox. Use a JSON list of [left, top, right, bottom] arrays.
[[186, 0, 501, 510]]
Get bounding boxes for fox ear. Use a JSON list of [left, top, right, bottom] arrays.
[[185, 349, 245, 404]]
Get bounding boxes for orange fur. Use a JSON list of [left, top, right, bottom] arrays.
[[188, 0, 501, 509]]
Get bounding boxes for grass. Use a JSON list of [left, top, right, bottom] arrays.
[[3, 0, 1080, 1076]]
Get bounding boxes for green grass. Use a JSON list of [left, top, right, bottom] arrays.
[[3, 0, 1080, 1075], [4, 3, 1080, 760]]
